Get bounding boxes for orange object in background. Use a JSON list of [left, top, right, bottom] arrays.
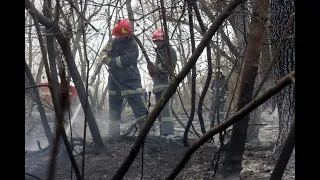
[[39, 83, 77, 109]]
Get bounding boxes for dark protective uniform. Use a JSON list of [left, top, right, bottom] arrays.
[[152, 45, 177, 135], [210, 73, 228, 123], [99, 37, 147, 136]]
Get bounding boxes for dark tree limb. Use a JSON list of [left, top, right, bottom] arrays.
[[25, 0, 105, 149], [269, 118, 295, 180], [25, 61, 54, 146], [159, 0, 174, 76], [110, 0, 246, 179], [79, 0, 90, 178], [30, 11, 52, 83], [166, 71, 295, 179], [220, 0, 269, 176], [183, 0, 197, 147], [194, 3, 212, 135], [166, 16, 236, 63], [41, 1, 67, 178]]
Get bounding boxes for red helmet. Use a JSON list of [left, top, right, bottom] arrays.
[[113, 19, 132, 37], [152, 29, 165, 40]]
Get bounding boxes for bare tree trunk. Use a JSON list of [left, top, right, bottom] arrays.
[[270, 0, 295, 160], [174, 7, 189, 99], [25, 61, 54, 146], [220, 0, 269, 178], [183, 0, 197, 147], [36, 60, 45, 84], [246, 17, 273, 145], [194, 3, 212, 134], [151, 0, 158, 29], [28, 11, 33, 69], [27, 6, 35, 115], [25, 0, 104, 149], [125, 0, 134, 29]]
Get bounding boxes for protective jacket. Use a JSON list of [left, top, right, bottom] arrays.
[[152, 45, 177, 93], [99, 37, 143, 97]]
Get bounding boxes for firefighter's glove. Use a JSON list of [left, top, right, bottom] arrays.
[[147, 63, 157, 77], [102, 56, 111, 65]]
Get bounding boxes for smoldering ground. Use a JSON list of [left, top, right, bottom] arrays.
[[25, 106, 294, 180]]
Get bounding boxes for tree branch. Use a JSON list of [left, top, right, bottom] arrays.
[[111, 0, 246, 179], [166, 71, 295, 179]]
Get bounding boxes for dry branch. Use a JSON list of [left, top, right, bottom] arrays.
[[194, 3, 213, 135], [183, 0, 197, 147], [166, 71, 295, 179], [110, 0, 246, 179], [25, 0, 105, 149], [25, 61, 54, 146]]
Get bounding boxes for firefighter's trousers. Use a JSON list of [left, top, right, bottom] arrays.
[[108, 93, 147, 137], [209, 99, 226, 127], [155, 90, 174, 136]]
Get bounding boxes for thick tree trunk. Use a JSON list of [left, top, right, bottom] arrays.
[[270, 0, 295, 160], [246, 19, 274, 145], [220, 0, 269, 178]]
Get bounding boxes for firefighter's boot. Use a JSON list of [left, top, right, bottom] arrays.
[[108, 121, 120, 141]]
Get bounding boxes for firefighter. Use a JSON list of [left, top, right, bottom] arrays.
[[147, 29, 178, 138], [209, 71, 228, 125], [90, 19, 148, 139]]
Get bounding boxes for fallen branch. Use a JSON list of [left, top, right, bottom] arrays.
[[111, 0, 246, 179], [166, 71, 295, 179], [25, 145, 50, 157]]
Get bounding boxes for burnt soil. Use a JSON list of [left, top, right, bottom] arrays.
[[25, 109, 295, 180]]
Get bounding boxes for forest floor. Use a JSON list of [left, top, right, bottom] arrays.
[[25, 107, 295, 180]]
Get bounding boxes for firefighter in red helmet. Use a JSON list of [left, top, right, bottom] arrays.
[[147, 29, 178, 139], [90, 19, 147, 140]]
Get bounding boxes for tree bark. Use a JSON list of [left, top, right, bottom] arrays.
[[270, 0, 295, 160], [220, 0, 269, 178], [246, 13, 273, 145]]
